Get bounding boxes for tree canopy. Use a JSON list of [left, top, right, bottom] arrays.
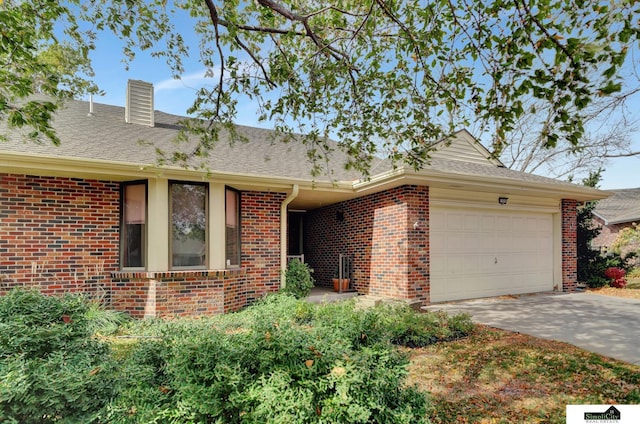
[[1, 0, 639, 175]]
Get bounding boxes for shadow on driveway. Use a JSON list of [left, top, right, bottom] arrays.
[[425, 292, 640, 365]]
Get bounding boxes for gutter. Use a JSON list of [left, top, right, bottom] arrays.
[[0, 150, 352, 191], [280, 184, 299, 288], [353, 166, 610, 203]]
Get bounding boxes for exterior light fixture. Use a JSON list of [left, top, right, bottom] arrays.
[[498, 197, 508, 205]]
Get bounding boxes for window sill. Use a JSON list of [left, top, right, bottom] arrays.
[[112, 268, 245, 279]]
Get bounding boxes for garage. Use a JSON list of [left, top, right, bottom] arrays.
[[430, 206, 555, 303]]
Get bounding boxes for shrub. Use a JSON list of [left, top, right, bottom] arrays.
[[106, 296, 432, 423], [574, 173, 636, 288], [610, 223, 640, 263], [84, 301, 130, 336], [385, 306, 474, 348], [281, 258, 314, 299], [604, 267, 627, 288], [0, 289, 117, 423], [103, 339, 174, 423], [628, 267, 640, 279], [581, 252, 633, 288]]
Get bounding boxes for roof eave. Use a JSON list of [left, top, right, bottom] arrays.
[[0, 151, 352, 192], [354, 166, 609, 202], [1, 151, 610, 205]]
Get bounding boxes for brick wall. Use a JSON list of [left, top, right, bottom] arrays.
[[240, 191, 286, 303], [562, 199, 578, 291], [306, 185, 430, 305], [0, 174, 119, 297], [592, 216, 636, 251], [111, 270, 247, 318]]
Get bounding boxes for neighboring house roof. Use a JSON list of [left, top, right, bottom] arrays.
[[0, 92, 607, 209], [593, 188, 640, 225]]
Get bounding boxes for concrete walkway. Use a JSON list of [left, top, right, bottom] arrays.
[[306, 286, 359, 304], [425, 292, 640, 365]]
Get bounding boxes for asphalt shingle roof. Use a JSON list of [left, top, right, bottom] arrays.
[[1, 97, 371, 182], [0, 96, 606, 197], [424, 156, 591, 189], [593, 188, 640, 224]]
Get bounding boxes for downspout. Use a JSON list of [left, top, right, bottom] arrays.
[[280, 184, 299, 288]]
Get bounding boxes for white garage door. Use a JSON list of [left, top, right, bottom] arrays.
[[430, 207, 554, 303]]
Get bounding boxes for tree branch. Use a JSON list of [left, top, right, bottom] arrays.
[[604, 151, 640, 158], [232, 35, 276, 88], [216, 19, 306, 37], [515, 0, 579, 69], [203, 0, 226, 125], [256, 0, 355, 65], [378, 0, 459, 108]]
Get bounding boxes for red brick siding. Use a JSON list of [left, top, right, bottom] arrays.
[[592, 216, 612, 249], [0, 174, 119, 296], [240, 191, 285, 303], [592, 216, 637, 252], [306, 185, 430, 305], [562, 199, 578, 292], [111, 270, 247, 318], [405, 187, 430, 303]]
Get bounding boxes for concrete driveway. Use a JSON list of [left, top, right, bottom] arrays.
[[425, 292, 640, 365]]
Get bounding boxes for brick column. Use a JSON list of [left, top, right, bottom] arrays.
[[405, 186, 430, 305], [561, 199, 578, 292], [240, 191, 286, 304]]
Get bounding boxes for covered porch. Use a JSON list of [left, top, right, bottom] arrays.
[[285, 185, 431, 305]]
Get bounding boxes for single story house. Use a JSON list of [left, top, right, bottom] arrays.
[[592, 188, 640, 254], [0, 81, 607, 317]]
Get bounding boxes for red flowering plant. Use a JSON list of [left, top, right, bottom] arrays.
[[603, 267, 627, 288]]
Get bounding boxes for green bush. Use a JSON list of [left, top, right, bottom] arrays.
[[106, 296, 432, 423], [103, 339, 174, 423], [582, 252, 635, 288], [385, 306, 474, 348], [0, 288, 473, 423], [281, 258, 314, 299], [628, 267, 640, 279], [0, 289, 117, 423], [85, 301, 130, 336]]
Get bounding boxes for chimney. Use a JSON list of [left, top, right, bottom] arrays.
[[125, 79, 154, 127]]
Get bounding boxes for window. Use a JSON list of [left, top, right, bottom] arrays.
[[121, 182, 147, 268], [170, 182, 207, 268], [226, 188, 240, 267]]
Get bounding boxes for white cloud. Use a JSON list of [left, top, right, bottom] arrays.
[[154, 69, 216, 92]]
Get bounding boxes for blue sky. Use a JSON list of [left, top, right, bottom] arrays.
[[82, 15, 640, 190]]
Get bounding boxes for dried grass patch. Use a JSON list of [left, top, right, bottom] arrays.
[[408, 325, 640, 423]]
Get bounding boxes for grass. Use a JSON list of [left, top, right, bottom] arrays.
[[407, 325, 640, 423], [627, 277, 640, 289]]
